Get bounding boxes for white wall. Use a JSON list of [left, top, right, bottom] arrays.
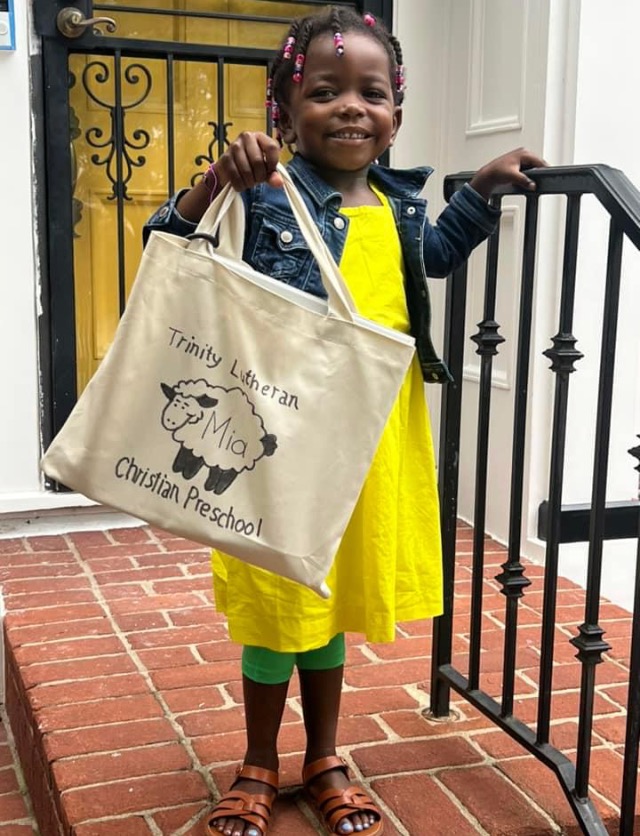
[[0, 3, 98, 525], [0, 3, 42, 506], [392, 0, 450, 477], [393, 0, 445, 173], [554, 0, 640, 609], [395, 0, 639, 611], [566, 0, 640, 504]]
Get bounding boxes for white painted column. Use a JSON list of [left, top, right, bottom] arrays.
[[0, 4, 43, 506], [0, 5, 100, 525], [553, 0, 640, 609]]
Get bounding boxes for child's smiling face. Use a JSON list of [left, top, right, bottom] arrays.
[[279, 31, 402, 177]]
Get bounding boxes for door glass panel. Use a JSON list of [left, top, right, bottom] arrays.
[[69, 1, 329, 394]]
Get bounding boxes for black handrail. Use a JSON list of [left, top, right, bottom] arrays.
[[433, 163, 640, 836], [445, 164, 640, 249]]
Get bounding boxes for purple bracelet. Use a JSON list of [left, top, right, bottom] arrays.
[[203, 162, 219, 204]]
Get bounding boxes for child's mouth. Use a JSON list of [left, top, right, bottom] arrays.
[[330, 131, 371, 141]]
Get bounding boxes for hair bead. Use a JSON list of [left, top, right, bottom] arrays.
[[283, 36, 296, 60], [333, 31, 345, 56], [363, 13, 376, 27], [293, 53, 305, 83], [395, 65, 406, 93]]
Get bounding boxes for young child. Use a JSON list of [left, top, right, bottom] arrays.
[[145, 8, 545, 836]]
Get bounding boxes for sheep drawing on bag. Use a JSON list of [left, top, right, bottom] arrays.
[[160, 379, 278, 495]]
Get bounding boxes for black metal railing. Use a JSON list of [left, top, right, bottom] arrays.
[[431, 164, 640, 836]]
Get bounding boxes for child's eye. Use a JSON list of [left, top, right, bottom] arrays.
[[310, 88, 336, 100], [365, 89, 388, 100]]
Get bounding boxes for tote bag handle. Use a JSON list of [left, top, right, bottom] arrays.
[[191, 163, 357, 323]]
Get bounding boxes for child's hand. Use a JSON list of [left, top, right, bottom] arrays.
[[215, 131, 283, 191], [469, 148, 547, 201]]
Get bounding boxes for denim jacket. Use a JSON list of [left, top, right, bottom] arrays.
[[144, 153, 501, 383]]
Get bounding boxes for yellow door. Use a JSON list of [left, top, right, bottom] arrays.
[[70, 0, 322, 394]]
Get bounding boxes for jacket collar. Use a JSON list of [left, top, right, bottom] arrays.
[[369, 162, 434, 199], [287, 153, 434, 204]]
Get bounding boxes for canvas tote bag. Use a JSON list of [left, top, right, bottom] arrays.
[[41, 164, 415, 597]]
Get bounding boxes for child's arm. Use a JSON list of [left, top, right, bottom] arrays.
[[143, 132, 282, 244], [468, 147, 547, 200], [422, 147, 546, 277], [176, 131, 283, 222]]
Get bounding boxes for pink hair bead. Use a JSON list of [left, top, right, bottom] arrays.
[[293, 53, 305, 82], [334, 31, 344, 56], [363, 13, 376, 27], [283, 36, 295, 60]]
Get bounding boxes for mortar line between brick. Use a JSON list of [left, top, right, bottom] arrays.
[[55, 802, 203, 836], [144, 529, 176, 555], [594, 687, 631, 712], [430, 773, 492, 834], [370, 713, 403, 742], [0, 704, 41, 834], [62, 537, 218, 801], [464, 736, 565, 832], [145, 813, 163, 836]]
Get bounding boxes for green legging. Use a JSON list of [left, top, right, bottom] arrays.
[[242, 634, 346, 685]]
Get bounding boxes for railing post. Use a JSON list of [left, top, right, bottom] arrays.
[[468, 196, 505, 691], [571, 219, 622, 799], [430, 263, 468, 717], [620, 435, 640, 835], [495, 192, 539, 717], [537, 194, 583, 741]]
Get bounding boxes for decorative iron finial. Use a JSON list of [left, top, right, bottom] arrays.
[[629, 435, 640, 473], [543, 332, 584, 375], [471, 319, 505, 357]]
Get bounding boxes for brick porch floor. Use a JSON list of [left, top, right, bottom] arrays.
[[0, 523, 635, 835]]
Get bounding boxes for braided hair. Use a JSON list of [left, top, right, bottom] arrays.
[[266, 7, 405, 133]]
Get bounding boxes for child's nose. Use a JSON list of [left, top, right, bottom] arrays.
[[338, 97, 366, 116]]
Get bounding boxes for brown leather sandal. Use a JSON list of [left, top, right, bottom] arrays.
[[303, 755, 384, 835], [205, 764, 278, 836]]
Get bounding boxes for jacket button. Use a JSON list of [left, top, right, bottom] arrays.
[[406, 206, 417, 216], [333, 216, 346, 230], [280, 230, 294, 244]]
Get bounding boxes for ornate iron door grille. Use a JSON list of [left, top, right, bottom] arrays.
[[34, 0, 391, 454]]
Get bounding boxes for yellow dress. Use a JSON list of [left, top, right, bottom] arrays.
[[212, 189, 443, 652]]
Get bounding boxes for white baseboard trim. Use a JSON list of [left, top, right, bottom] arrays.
[[0, 502, 145, 538], [0, 491, 98, 514]]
